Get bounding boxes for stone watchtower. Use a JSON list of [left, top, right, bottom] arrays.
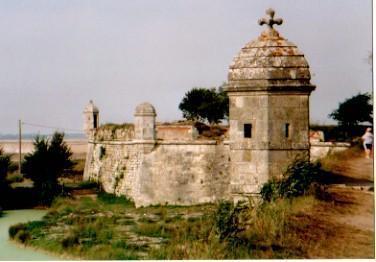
[[83, 100, 99, 137], [226, 9, 316, 200], [134, 102, 157, 152]]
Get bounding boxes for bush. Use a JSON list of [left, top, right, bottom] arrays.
[[0, 147, 13, 206], [260, 179, 280, 202], [61, 233, 79, 248], [9, 223, 31, 243], [15, 230, 31, 243], [261, 160, 323, 202], [9, 223, 26, 239], [26, 220, 46, 231], [22, 132, 74, 205], [280, 160, 322, 198], [214, 201, 250, 246]]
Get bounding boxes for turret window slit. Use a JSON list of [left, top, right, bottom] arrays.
[[285, 123, 290, 138], [244, 124, 252, 138]]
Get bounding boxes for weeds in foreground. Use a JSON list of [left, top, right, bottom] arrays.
[[8, 190, 361, 259], [260, 159, 324, 202]]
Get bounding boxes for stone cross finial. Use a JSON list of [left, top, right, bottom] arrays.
[[258, 8, 283, 29]]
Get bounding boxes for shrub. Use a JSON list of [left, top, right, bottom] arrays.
[[61, 233, 79, 248], [9, 223, 26, 239], [260, 179, 280, 202], [15, 229, 31, 243], [260, 159, 324, 202], [0, 147, 13, 206], [214, 201, 249, 246], [280, 160, 322, 198], [26, 220, 46, 231], [22, 132, 74, 205], [0, 147, 12, 181]]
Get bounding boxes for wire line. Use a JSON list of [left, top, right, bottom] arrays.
[[22, 121, 83, 133]]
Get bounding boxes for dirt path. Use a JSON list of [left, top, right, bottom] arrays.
[[312, 154, 374, 258], [326, 155, 373, 186]]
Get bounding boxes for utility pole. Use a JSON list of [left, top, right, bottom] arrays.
[[18, 119, 22, 176]]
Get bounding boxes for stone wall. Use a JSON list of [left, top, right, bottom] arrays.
[[84, 139, 230, 207], [92, 124, 134, 141], [83, 126, 351, 207], [156, 125, 198, 141], [310, 141, 351, 161]]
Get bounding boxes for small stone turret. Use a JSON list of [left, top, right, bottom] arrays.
[[83, 100, 99, 137], [134, 103, 156, 153]]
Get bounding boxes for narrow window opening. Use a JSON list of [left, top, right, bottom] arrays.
[[93, 113, 98, 128], [244, 124, 252, 138], [285, 123, 290, 138]]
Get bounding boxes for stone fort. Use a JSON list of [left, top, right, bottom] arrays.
[[83, 9, 319, 207]]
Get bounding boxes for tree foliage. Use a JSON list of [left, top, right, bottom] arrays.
[[0, 148, 13, 207], [329, 92, 373, 127], [22, 132, 74, 205], [179, 86, 229, 124], [0, 148, 12, 187]]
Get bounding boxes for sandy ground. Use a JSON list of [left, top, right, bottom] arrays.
[[0, 139, 87, 156], [310, 155, 374, 258]]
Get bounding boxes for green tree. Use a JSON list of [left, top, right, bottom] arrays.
[[179, 86, 229, 124], [22, 132, 74, 205], [329, 92, 373, 128], [0, 148, 13, 208]]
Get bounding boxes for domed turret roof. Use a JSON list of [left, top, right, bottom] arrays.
[[134, 102, 156, 116], [227, 9, 315, 92], [84, 100, 99, 113]]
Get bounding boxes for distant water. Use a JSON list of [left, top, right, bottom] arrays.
[[0, 209, 60, 260], [0, 133, 85, 140]]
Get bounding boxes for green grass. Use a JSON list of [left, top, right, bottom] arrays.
[[8, 190, 332, 259], [97, 192, 134, 207]]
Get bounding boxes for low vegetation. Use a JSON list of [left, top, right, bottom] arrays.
[[260, 159, 324, 202], [7, 148, 373, 259], [10, 188, 359, 259], [8, 155, 362, 260]]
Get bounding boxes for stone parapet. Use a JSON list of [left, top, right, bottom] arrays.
[[310, 142, 351, 161]]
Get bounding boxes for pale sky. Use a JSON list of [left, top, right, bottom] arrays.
[[0, 0, 372, 134]]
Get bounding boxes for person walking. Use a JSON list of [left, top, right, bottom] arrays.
[[361, 127, 373, 159]]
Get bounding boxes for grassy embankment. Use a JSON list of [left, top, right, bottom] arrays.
[[9, 191, 328, 259], [8, 146, 374, 259], [10, 187, 372, 259]]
